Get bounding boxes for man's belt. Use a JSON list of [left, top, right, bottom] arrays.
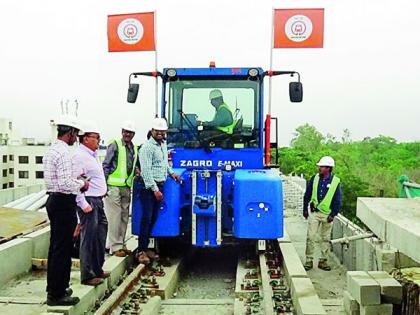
[[47, 192, 76, 198]]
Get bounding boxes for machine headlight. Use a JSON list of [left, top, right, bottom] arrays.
[[167, 69, 177, 77], [248, 68, 259, 77]]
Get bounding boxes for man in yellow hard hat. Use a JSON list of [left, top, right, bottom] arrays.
[[303, 156, 342, 271]]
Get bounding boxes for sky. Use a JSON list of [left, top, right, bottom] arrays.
[[0, 0, 419, 146]]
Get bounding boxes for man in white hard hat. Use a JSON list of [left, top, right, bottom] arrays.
[[73, 121, 109, 286], [303, 156, 342, 271], [200, 89, 235, 135], [103, 120, 138, 257], [43, 115, 89, 306], [137, 117, 180, 264]]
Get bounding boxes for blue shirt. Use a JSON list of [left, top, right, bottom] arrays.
[[303, 173, 342, 217], [139, 137, 174, 192]]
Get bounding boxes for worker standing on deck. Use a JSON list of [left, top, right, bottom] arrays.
[[43, 116, 89, 306], [303, 156, 342, 271], [103, 121, 137, 257], [137, 118, 180, 264], [73, 121, 109, 286]]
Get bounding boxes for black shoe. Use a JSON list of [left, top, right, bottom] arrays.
[[304, 260, 313, 271], [47, 295, 80, 306], [318, 260, 332, 271], [65, 288, 73, 297]]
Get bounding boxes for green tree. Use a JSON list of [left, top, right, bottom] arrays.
[[290, 123, 324, 151], [279, 125, 420, 221]]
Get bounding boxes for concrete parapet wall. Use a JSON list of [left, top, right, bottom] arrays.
[[282, 175, 306, 212], [332, 214, 420, 272], [0, 238, 33, 287], [22, 226, 50, 259], [357, 197, 420, 264], [0, 184, 44, 206]]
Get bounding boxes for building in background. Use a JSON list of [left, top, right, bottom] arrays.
[[1, 118, 106, 190]]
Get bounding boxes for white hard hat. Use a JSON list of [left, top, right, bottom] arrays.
[[78, 120, 100, 135], [151, 118, 168, 131], [316, 156, 335, 167], [209, 89, 223, 100], [122, 120, 136, 132], [54, 115, 81, 130]]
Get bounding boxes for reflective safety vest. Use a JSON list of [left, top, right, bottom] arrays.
[[107, 139, 138, 188], [216, 103, 236, 135], [310, 174, 341, 215]]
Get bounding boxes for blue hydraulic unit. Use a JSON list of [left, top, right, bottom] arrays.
[[128, 65, 303, 247]]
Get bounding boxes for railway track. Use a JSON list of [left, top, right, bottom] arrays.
[[94, 240, 294, 315]]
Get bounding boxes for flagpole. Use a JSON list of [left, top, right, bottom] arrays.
[[264, 8, 275, 165], [154, 10, 158, 117], [268, 7, 274, 115]]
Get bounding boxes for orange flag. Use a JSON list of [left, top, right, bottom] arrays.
[[107, 12, 155, 52], [274, 8, 324, 48]]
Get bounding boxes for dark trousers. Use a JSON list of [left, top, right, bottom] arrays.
[[137, 182, 163, 251], [77, 197, 108, 282], [46, 193, 77, 299]]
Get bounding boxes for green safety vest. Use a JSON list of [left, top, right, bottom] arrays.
[[107, 139, 138, 188], [216, 103, 236, 135], [310, 174, 341, 215]]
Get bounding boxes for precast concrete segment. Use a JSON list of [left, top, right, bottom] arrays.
[[360, 303, 393, 315], [233, 298, 247, 315], [279, 242, 308, 286], [259, 253, 275, 315], [3, 193, 35, 208], [357, 198, 420, 264], [103, 238, 138, 289], [290, 277, 326, 315], [31, 258, 80, 270], [0, 207, 48, 241], [14, 190, 46, 210], [26, 195, 48, 211], [332, 214, 420, 272], [277, 229, 291, 243], [0, 238, 32, 287], [367, 271, 402, 304], [95, 263, 146, 315], [47, 279, 109, 315], [346, 271, 380, 306], [22, 226, 50, 259], [151, 258, 182, 300], [138, 296, 161, 315], [343, 290, 359, 315], [0, 184, 44, 207]]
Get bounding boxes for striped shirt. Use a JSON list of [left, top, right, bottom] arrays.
[[43, 140, 84, 194], [139, 137, 173, 192], [72, 144, 107, 209]]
